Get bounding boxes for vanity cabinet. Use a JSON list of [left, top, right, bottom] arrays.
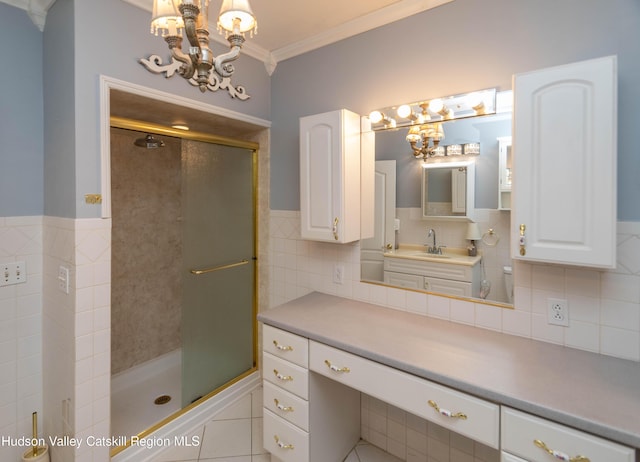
[[261, 325, 360, 462], [300, 109, 363, 243], [383, 254, 481, 297], [511, 55, 617, 268], [501, 407, 635, 462]]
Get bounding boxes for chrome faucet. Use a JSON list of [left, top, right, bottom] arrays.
[[426, 228, 442, 254]]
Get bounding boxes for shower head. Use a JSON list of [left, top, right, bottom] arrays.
[[134, 134, 165, 149]]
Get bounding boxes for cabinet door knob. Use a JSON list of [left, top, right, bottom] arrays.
[[519, 223, 526, 256], [427, 399, 467, 420], [534, 439, 590, 462], [332, 217, 339, 240]]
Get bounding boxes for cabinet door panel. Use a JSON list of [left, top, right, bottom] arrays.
[[512, 55, 617, 268]]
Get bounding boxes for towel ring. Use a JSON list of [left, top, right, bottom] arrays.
[[481, 228, 500, 247]]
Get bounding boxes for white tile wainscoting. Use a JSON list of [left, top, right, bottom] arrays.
[[1, 213, 639, 462], [270, 210, 640, 361]]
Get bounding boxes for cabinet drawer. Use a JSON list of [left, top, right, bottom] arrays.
[[384, 256, 474, 282], [384, 271, 424, 289], [262, 324, 309, 367], [263, 381, 309, 431], [310, 341, 499, 448], [424, 276, 471, 297], [263, 352, 309, 399], [501, 407, 635, 462], [263, 408, 309, 462]]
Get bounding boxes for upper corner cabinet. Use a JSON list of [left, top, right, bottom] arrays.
[[300, 109, 364, 243], [511, 55, 617, 268]]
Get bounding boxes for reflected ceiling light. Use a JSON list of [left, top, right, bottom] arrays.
[[140, 0, 257, 100], [407, 123, 445, 164], [171, 124, 190, 131]]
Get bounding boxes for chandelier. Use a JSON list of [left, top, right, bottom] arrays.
[[140, 0, 257, 99]]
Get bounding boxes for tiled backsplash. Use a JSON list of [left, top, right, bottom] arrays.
[[270, 210, 640, 362]]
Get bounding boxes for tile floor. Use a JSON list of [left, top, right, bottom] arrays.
[[141, 388, 401, 462]]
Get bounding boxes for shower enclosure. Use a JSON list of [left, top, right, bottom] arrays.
[[109, 125, 257, 444]]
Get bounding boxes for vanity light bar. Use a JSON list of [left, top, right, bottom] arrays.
[[368, 88, 497, 131]]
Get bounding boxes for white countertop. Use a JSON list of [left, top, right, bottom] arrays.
[[384, 245, 482, 266], [257, 292, 640, 449]]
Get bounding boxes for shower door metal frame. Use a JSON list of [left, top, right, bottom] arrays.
[[109, 116, 259, 456]]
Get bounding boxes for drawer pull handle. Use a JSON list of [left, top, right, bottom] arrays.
[[273, 369, 293, 381], [534, 439, 590, 462], [273, 340, 293, 351], [324, 359, 350, 373], [274, 399, 294, 412], [427, 399, 467, 420], [274, 435, 294, 450]]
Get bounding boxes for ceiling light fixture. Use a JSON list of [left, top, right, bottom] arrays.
[[139, 0, 257, 100]]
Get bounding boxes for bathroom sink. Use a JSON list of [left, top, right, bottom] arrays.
[[409, 252, 450, 259]]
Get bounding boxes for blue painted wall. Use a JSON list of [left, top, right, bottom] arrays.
[[270, 0, 640, 221], [0, 3, 44, 216]]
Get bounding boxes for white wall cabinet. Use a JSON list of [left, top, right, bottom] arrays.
[[300, 109, 364, 243], [511, 55, 617, 268]]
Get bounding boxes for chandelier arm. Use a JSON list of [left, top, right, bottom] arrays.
[[213, 34, 245, 78], [165, 36, 195, 79]]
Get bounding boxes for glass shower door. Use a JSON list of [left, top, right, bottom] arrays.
[[181, 139, 256, 406]]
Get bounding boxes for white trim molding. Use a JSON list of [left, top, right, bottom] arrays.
[[1, 0, 56, 31]]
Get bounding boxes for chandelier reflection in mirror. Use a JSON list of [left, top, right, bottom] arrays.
[[139, 0, 257, 100], [368, 88, 496, 165]]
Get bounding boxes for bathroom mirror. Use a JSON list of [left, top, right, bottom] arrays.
[[360, 103, 514, 306], [422, 160, 475, 219]]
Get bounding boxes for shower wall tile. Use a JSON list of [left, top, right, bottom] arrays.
[[0, 216, 43, 462], [110, 128, 182, 375]]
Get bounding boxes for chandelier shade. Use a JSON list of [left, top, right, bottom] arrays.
[[151, 0, 184, 36], [140, 0, 257, 99], [218, 0, 257, 35]]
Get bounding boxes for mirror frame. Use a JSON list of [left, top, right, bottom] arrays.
[[421, 160, 475, 221]]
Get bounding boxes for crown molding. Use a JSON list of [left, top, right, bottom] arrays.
[[1, 0, 56, 31], [270, 0, 454, 63]]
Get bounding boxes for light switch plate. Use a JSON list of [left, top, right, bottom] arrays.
[[1, 261, 26, 286]]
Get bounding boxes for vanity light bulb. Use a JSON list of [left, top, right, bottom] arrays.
[[397, 104, 412, 119], [369, 111, 384, 124], [428, 98, 444, 113]]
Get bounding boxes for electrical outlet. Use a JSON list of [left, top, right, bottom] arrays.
[[1, 261, 26, 287], [333, 264, 344, 285], [58, 266, 70, 294], [547, 298, 569, 326]]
